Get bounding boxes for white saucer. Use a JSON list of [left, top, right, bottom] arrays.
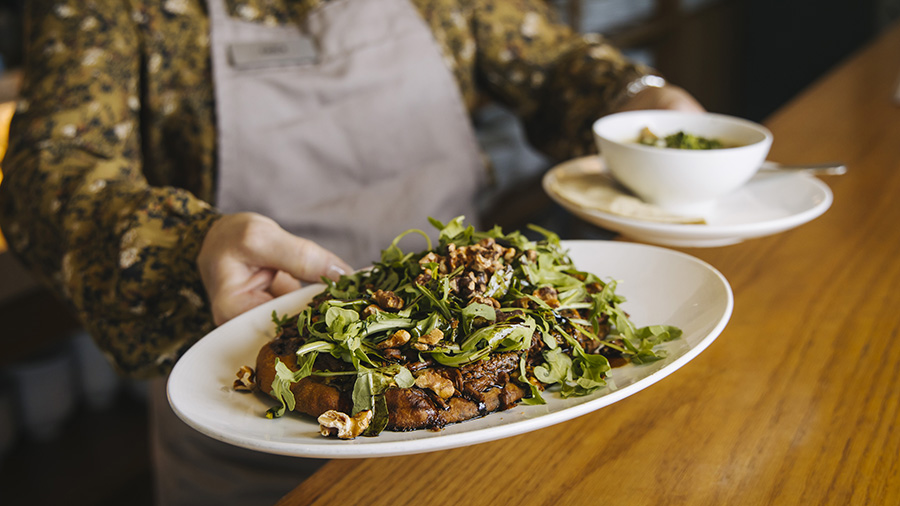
[[543, 156, 833, 247]]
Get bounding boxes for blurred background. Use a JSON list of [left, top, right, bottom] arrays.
[[0, 0, 898, 504]]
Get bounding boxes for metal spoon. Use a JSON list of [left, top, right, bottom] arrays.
[[759, 160, 847, 176]]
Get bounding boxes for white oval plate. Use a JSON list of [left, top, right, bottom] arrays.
[[168, 241, 732, 458], [544, 157, 833, 247]]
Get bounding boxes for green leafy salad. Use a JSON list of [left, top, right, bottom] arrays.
[[262, 217, 682, 436], [638, 126, 728, 150]]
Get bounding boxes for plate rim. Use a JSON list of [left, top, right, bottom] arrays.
[[168, 241, 733, 458]]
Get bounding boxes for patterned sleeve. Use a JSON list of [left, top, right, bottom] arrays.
[[471, 0, 653, 160], [0, 0, 219, 378]]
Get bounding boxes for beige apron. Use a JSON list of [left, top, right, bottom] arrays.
[[210, 0, 485, 268], [153, 0, 486, 504]]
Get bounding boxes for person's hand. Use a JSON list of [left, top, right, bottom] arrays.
[[614, 83, 705, 113], [197, 212, 352, 325]]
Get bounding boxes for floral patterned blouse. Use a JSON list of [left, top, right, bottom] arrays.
[[0, 0, 651, 378]]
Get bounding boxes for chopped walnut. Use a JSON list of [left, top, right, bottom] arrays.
[[443, 238, 510, 275], [469, 295, 500, 309], [471, 254, 493, 272], [362, 304, 382, 318], [533, 286, 561, 308], [450, 272, 476, 295], [415, 369, 455, 399], [413, 328, 444, 351], [383, 347, 404, 361], [372, 289, 404, 311], [450, 270, 488, 299], [318, 410, 373, 439], [419, 328, 444, 345], [233, 365, 255, 392], [378, 329, 411, 349], [470, 239, 500, 272], [586, 281, 604, 294], [418, 251, 441, 266], [445, 243, 462, 271]]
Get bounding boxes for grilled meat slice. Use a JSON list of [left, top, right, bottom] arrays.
[[255, 338, 527, 431]]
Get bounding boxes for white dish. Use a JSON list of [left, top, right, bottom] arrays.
[[168, 241, 732, 459], [594, 110, 772, 215], [543, 156, 833, 247]]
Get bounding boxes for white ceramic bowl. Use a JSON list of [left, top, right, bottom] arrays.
[[593, 110, 773, 216]]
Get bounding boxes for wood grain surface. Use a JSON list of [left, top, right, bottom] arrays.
[[278, 22, 900, 506]]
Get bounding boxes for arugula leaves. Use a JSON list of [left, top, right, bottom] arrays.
[[264, 217, 682, 434]]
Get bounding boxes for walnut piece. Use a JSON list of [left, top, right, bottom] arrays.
[[318, 410, 373, 439], [418, 251, 441, 266], [415, 369, 455, 399], [419, 328, 444, 346], [378, 329, 411, 349], [362, 304, 382, 318], [532, 286, 561, 308], [372, 289, 404, 311], [233, 365, 255, 392], [412, 328, 443, 351], [469, 295, 501, 309]]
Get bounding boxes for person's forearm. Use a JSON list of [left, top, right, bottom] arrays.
[[0, 144, 221, 377], [471, 0, 661, 160]]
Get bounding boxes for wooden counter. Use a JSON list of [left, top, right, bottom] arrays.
[[278, 20, 900, 506]]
